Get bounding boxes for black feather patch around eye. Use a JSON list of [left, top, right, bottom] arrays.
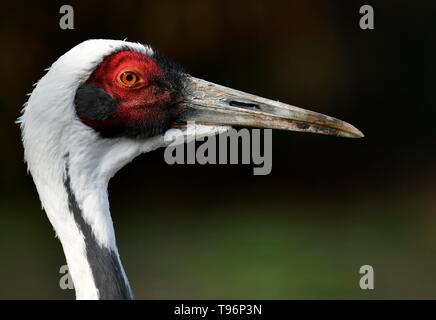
[[74, 84, 119, 121]]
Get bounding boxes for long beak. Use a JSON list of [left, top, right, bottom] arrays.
[[179, 76, 363, 138]]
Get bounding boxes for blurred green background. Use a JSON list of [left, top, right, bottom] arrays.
[[1, 0, 435, 299]]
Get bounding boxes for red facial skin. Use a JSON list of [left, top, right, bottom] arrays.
[[80, 50, 183, 138]]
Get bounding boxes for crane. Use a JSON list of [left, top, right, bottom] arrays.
[[19, 39, 363, 300]]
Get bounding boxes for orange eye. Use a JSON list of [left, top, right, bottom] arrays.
[[118, 71, 141, 88]]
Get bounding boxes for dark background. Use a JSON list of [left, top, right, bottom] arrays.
[[0, 0, 435, 299]]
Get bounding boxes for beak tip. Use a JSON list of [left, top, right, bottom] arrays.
[[347, 126, 364, 139]]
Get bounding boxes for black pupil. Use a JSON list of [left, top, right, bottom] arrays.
[[125, 73, 133, 82]]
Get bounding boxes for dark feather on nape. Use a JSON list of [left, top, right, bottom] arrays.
[[74, 84, 119, 121], [152, 50, 187, 93]]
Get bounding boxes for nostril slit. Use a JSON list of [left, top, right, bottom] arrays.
[[229, 100, 260, 110]]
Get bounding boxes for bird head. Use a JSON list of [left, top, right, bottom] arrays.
[[72, 41, 364, 141], [20, 39, 362, 184]]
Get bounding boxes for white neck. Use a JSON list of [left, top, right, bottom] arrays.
[[22, 115, 165, 299], [62, 151, 133, 299], [28, 134, 140, 299]]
